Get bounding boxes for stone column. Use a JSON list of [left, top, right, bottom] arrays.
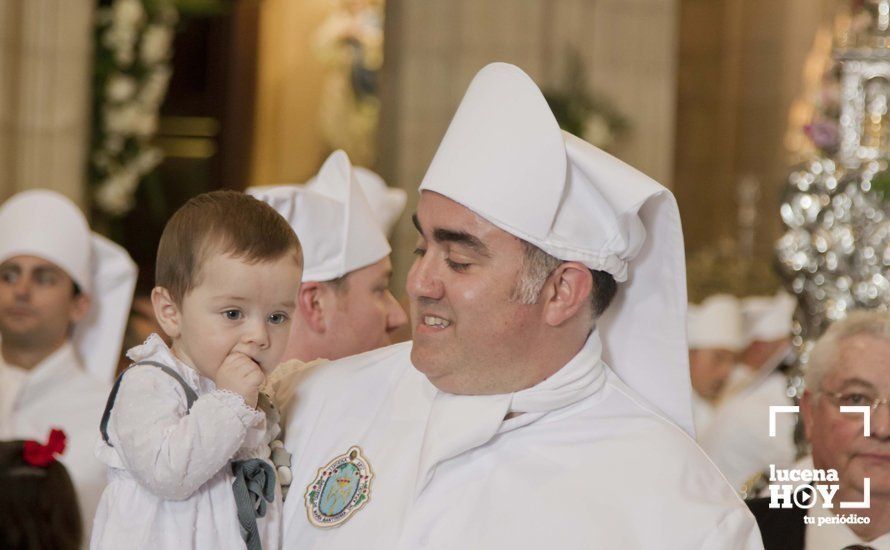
[[0, 0, 93, 206]]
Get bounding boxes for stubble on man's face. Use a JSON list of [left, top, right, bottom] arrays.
[[407, 191, 544, 396]]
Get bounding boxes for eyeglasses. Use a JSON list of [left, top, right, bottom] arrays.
[[820, 390, 890, 413]]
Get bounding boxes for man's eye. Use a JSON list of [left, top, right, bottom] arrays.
[[840, 393, 872, 406], [35, 273, 58, 285], [0, 271, 17, 284], [445, 259, 470, 272], [268, 312, 288, 325], [413, 247, 426, 257], [223, 310, 242, 321]]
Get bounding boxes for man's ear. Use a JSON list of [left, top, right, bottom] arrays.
[[151, 287, 182, 340], [298, 282, 326, 333], [69, 292, 91, 324], [541, 262, 593, 327]]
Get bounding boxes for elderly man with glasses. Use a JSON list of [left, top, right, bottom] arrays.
[[748, 310, 890, 550]]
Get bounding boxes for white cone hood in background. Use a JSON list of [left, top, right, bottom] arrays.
[[742, 291, 797, 343], [249, 150, 391, 282], [308, 165, 407, 236], [688, 294, 745, 351], [420, 62, 695, 436], [0, 190, 137, 382]]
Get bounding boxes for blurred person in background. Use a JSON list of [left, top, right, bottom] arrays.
[[747, 310, 890, 549], [699, 291, 798, 490], [687, 294, 745, 435], [250, 150, 407, 365], [0, 190, 136, 541], [0, 430, 82, 550]]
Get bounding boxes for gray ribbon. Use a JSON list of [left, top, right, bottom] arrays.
[[231, 458, 276, 550]]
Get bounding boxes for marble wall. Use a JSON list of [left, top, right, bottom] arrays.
[[0, 0, 93, 206], [674, 0, 840, 263]]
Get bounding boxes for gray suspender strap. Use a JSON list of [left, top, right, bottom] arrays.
[[100, 360, 199, 447]]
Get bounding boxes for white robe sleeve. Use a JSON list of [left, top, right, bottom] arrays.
[[107, 365, 264, 500]]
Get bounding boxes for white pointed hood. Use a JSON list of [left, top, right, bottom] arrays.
[[308, 166, 406, 236], [249, 150, 391, 282], [742, 291, 797, 343], [0, 190, 137, 382], [688, 294, 746, 352], [419, 62, 694, 436]]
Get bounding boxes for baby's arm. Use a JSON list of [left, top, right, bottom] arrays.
[[108, 365, 264, 500]]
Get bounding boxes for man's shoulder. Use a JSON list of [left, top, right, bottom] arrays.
[[591, 371, 702, 453], [548, 372, 749, 501], [745, 497, 805, 550], [293, 342, 414, 397], [534, 372, 725, 476], [309, 341, 411, 375]]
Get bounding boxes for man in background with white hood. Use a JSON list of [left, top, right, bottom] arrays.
[[279, 63, 762, 549], [0, 190, 137, 539], [699, 291, 799, 490], [688, 294, 745, 435], [250, 150, 407, 363]]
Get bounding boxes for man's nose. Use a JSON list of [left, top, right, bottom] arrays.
[[385, 291, 408, 332], [871, 401, 890, 440], [11, 276, 32, 300], [406, 253, 444, 301]]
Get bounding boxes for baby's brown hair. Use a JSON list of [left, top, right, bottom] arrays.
[[156, 190, 302, 304]]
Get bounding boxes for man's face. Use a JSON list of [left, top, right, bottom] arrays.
[[741, 337, 790, 370], [407, 191, 545, 395], [165, 252, 301, 379], [802, 335, 890, 497], [689, 348, 735, 400], [0, 255, 88, 353], [321, 257, 407, 360]]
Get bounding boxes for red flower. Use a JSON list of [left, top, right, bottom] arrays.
[[22, 428, 67, 467]]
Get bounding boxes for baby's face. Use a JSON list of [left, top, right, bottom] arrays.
[[173, 252, 301, 380]]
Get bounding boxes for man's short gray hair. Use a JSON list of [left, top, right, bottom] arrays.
[[510, 240, 617, 319], [805, 309, 890, 390]]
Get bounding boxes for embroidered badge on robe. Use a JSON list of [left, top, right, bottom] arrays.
[[305, 446, 373, 528]]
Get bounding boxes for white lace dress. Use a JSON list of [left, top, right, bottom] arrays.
[[91, 334, 281, 550]]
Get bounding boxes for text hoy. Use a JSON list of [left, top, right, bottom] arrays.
[[768, 465, 870, 510]]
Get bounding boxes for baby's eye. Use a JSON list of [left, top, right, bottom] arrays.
[[223, 310, 242, 321], [268, 312, 288, 325]]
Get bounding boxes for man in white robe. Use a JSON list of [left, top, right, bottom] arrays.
[[747, 310, 890, 549], [250, 150, 407, 363], [0, 190, 136, 540], [280, 63, 763, 549], [688, 294, 745, 435], [700, 292, 798, 490]]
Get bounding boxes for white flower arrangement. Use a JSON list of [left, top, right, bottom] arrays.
[[90, 0, 178, 217]]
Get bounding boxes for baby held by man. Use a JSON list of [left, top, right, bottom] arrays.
[[91, 191, 302, 550]]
